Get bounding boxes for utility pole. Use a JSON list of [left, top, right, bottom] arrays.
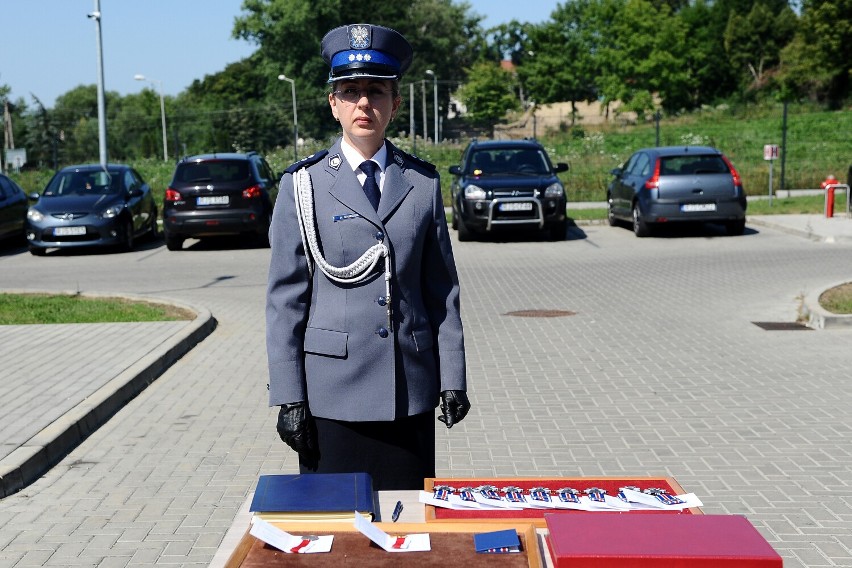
[[2, 100, 12, 173], [89, 0, 108, 168], [409, 83, 415, 154]]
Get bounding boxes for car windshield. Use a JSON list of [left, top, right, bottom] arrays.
[[660, 155, 729, 175], [468, 148, 550, 175], [175, 160, 251, 184], [42, 169, 122, 196]]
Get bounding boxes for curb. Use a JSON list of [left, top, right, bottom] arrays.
[[802, 281, 852, 330], [0, 291, 217, 498], [747, 215, 852, 244]]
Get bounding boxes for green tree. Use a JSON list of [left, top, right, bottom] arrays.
[[454, 62, 520, 124], [517, 1, 599, 121], [724, 2, 798, 92], [676, 0, 739, 106], [484, 20, 534, 65], [778, 0, 851, 106], [178, 56, 284, 154], [50, 85, 129, 163], [21, 96, 58, 169], [595, 0, 692, 116], [110, 90, 169, 160]]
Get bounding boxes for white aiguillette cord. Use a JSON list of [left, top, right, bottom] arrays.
[[293, 167, 392, 328]]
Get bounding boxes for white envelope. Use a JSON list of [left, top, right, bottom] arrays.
[[249, 518, 333, 553], [354, 513, 431, 552]]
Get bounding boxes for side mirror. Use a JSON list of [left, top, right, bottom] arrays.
[[554, 163, 569, 173], [28, 191, 40, 201], [128, 187, 144, 198], [448, 165, 461, 176], [610, 167, 623, 177]]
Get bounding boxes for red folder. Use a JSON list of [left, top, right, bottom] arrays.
[[545, 514, 782, 567]]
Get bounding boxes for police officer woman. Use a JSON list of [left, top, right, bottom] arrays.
[[266, 23, 470, 490]]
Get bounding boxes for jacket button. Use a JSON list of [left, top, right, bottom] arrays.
[[377, 327, 389, 338], [375, 230, 384, 241], [377, 296, 387, 306]]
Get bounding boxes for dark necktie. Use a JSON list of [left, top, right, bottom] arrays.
[[359, 160, 381, 211]]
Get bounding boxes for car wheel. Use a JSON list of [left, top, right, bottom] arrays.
[[456, 214, 473, 242], [632, 203, 651, 237], [451, 209, 458, 230], [726, 219, 746, 236], [607, 195, 618, 227], [165, 233, 184, 251], [148, 210, 159, 241], [28, 245, 46, 256], [122, 220, 135, 251]]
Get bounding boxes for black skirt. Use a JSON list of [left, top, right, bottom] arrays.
[[300, 411, 435, 490]]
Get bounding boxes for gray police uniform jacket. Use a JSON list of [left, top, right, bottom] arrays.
[[266, 138, 466, 422]]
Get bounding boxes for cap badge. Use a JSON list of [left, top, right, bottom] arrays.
[[328, 154, 342, 170], [349, 25, 370, 49]]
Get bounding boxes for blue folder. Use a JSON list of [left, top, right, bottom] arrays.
[[249, 473, 376, 518]]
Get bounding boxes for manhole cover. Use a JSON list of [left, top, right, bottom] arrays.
[[505, 309, 577, 318], [752, 321, 813, 330]]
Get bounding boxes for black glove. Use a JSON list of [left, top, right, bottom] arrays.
[[277, 402, 318, 457], [438, 390, 470, 428]]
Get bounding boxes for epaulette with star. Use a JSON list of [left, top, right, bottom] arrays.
[[393, 148, 437, 172], [284, 150, 329, 174]]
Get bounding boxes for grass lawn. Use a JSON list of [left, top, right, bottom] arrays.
[[0, 293, 194, 325], [819, 283, 852, 315]]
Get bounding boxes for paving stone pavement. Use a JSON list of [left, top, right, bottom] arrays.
[[0, 218, 851, 567]]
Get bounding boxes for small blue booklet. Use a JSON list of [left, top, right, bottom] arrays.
[[473, 528, 521, 553]]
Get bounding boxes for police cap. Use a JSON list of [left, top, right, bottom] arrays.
[[321, 24, 413, 83]]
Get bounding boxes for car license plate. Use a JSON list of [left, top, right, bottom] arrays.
[[197, 195, 229, 206], [499, 202, 533, 212], [681, 203, 716, 212], [54, 226, 86, 236]]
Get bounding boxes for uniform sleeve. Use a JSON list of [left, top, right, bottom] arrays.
[[422, 175, 467, 392], [266, 172, 312, 406]]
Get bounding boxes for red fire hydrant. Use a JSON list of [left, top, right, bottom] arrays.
[[821, 175, 838, 217]]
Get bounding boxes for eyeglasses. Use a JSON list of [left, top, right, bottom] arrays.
[[333, 86, 394, 104]]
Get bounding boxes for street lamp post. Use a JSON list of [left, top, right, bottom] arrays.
[[134, 74, 168, 161], [88, 1, 107, 167], [409, 83, 416, 153], [425, 70, 438, 144], [421, 80, 428, 142], [277, 74, 298, 162]]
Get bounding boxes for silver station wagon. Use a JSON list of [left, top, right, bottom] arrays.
[[607, 146, 747, 237]]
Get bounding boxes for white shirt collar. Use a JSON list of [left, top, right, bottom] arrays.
[[340, 138, 387, 174]]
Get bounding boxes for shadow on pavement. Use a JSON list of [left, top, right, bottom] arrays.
[[179, 236, 269, 252], [605, 220, 760, 239]]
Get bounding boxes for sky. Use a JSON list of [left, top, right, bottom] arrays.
[[0, 1, 557, 109]]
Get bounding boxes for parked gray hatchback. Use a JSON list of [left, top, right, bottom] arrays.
[[607, 146, 747, 237]]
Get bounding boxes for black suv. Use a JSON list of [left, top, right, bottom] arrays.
[[163, 152, 278, 250], [448, 139, 569, 241]]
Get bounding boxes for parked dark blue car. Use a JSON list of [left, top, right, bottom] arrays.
[[26, 164, 158, 255], [0, 173, 27, 243]]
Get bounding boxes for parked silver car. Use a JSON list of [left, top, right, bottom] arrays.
[[607, 146, 747, 237]]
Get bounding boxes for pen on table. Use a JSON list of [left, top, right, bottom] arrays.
[[391, 500, 403, 522]]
